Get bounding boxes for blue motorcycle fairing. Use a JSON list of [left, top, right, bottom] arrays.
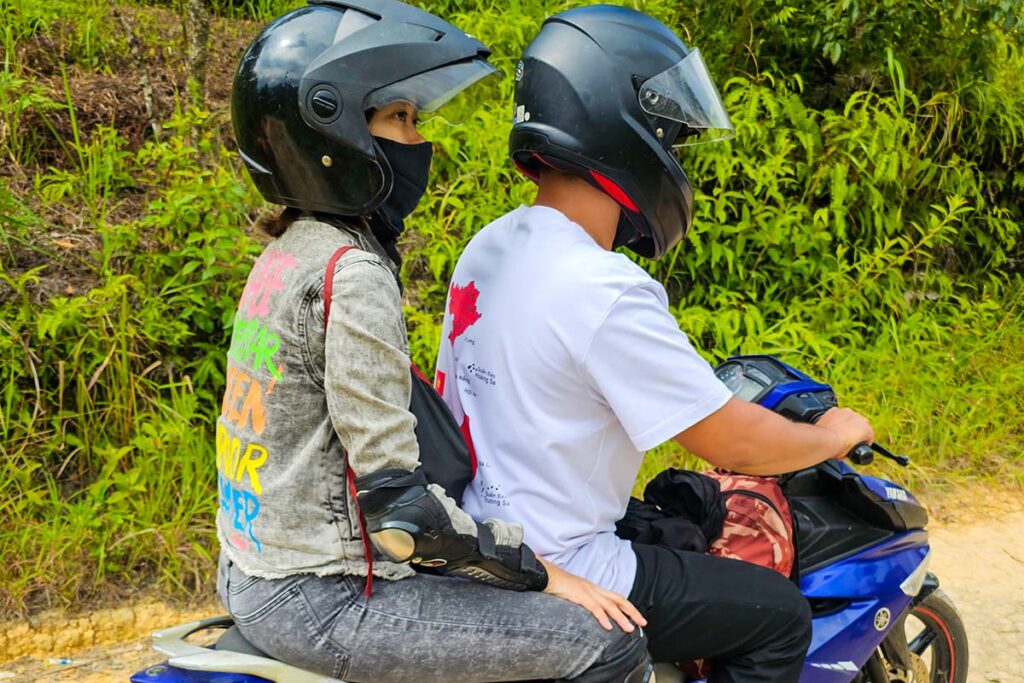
[[835, 460, 856, 475], [130, 662, 269, 683], [799, 531, 929, 682], [801, 530, 928, 598], [759, 378, 832, 411]]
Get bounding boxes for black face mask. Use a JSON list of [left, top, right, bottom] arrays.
[[373, 136, 433, 237]]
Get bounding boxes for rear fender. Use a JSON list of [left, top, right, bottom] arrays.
[[129, 617, 342, 683]]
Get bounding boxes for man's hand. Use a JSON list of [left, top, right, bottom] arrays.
[[539, 558, 647, 633], [815, 407, 875, 459]]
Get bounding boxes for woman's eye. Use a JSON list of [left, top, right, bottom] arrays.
[[395, 110, 408, 123]]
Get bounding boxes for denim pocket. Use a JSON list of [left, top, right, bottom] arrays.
[[232, 578, 352, 680], [229, 575, 304, 627], [294, 583, 352, 680], [298, 280, 325, 385], [227, 573, 261, 596]]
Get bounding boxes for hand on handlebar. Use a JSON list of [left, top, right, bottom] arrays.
[[816, 407, 875, 460]]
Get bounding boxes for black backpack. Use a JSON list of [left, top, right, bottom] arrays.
[[324, 245, 474, 502]]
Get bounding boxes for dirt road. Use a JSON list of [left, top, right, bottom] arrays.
[[926, 510, 1024, 683], [2, 495, 1022, 682]]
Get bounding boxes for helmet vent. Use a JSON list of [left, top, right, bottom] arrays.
[[311, 88, 341, 121], [332, 8, 377, 44]]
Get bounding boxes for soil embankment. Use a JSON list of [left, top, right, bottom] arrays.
[[2, 490, 1022, 682]]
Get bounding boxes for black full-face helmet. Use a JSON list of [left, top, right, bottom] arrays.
[[232, 0, 496, 217], [510, 5, 733, 259]]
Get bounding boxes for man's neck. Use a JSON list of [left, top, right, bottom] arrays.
[[533, 169, 621, 250]]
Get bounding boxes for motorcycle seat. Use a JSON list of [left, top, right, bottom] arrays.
[[215, 625, 270, 658]]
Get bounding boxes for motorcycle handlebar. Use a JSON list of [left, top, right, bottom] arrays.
[[845, 442, 911, 467], [848, 443, 875, 465]]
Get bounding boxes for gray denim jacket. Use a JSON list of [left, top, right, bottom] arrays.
[[216, 217, 518, 580], [215, 217, 406, 578]]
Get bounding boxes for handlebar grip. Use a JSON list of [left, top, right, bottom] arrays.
[[848, 443, 874, 465]]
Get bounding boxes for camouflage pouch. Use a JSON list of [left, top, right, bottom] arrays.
[[675, 471, 796, 682], [704, 469, 795, 577]]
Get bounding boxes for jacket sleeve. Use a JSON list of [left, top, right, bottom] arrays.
[[323, 255, 524, 544], [323, 256, 419, 475]]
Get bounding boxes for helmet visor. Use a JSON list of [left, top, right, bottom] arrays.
[[365, 59, 499, 122], [638, 49, 734, 146]]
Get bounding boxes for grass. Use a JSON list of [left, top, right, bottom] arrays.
[[0, 0, 1021, 617]]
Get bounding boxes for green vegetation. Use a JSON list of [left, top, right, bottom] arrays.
[[1, 0, 1022, 616]]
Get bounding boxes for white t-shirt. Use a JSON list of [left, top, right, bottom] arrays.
[[436, 205, 733, 596]]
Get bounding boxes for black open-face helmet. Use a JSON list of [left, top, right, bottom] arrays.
[[510, 5, 733, 259], [232, 0, 496, 216]]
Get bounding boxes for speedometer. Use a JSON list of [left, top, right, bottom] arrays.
[[716, 362, 743, 389], [714, 355, 838, 418], [715, 362, 766, 401]]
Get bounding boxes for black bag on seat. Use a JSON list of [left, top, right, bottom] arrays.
[[409, 367, 474, 503]]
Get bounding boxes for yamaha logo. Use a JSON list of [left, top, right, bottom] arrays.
[[874, 607, 891, 631], [884, 486, 909, 501]]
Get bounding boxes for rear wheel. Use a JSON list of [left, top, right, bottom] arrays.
[[862, 589, 968, 683]]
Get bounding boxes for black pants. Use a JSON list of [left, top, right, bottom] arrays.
[[628, 544, 812, 683]]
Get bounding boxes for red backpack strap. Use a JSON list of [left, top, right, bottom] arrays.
[[323, 245, 355, 326], [323, 245, 374, 596]]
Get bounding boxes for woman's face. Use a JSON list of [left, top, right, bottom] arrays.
[[367, 101, 425, 145]]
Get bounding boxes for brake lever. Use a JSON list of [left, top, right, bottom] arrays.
[[870, 442, 910, 467], [847, 442, 910, 467]]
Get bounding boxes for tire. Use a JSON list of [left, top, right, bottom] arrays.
[[863, 589, 969, 683], [908, 589, 969, 683]]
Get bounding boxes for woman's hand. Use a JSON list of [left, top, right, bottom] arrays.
[[539, 558, 647, 633]]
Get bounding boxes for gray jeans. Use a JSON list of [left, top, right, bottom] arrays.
[[217, 554, 649, 682]]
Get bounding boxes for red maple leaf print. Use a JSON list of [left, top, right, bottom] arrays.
[[448, 281, 482, 344]]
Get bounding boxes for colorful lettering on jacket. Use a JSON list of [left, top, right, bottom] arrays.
[[219, 474, 261, 552], [228, 319, 284, 381], [238, 249, 299, 319], [221, 366, 273, 434], [218, 249, 298, 553], [216, 423, 270, 493]]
